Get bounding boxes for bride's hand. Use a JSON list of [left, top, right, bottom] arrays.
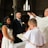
[[10, 38, 14, 43]]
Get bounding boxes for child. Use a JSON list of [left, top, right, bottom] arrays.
[[23, 18, 46, 48]]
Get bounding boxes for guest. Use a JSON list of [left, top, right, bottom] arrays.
[[1, 16, 14, 48], [12, 11, 26, 43], [21, 14, 30, 31], [22, 18, 46, 48], [0, 30, 2, 48]]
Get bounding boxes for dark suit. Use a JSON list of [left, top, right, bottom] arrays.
[[12, 19, 26, 43]]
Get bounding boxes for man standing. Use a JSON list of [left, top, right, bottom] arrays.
[[12, 11, 26, 47], [27, 8, 48, 48]]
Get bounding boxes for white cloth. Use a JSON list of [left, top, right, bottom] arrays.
[[30, 16, 48, 48], [30, 15, 48, 32], [1, 27, 14, 48], [23, 27, 46, 48]]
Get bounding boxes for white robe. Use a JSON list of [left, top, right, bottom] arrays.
[[30, 16, 48, 48], [30, 15, 48, 32], [23, 27, 46, 48]]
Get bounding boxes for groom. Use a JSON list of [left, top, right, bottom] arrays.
[[12, 11, 26, 43]]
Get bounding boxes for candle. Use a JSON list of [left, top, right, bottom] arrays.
[[23, 0, 30, 11], [26, 0, 28, 11]]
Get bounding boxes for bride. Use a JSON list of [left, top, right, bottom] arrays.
[[1, 16, 14, 48]]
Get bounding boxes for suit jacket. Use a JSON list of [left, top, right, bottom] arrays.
[[12, 19, 26, 43]]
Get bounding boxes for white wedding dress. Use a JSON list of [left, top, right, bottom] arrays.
[[1, 27, 14, 48]]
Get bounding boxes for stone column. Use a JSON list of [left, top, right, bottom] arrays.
[[0, 0, 1, 6], [12, 0, 17, 19]]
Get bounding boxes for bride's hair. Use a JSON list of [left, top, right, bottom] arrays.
[[3, 16, 12, 29]]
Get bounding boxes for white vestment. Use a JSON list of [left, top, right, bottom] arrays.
[[30, 15, 48, 32], [23, 27, 46, 48], [30, 16, 48, 48]]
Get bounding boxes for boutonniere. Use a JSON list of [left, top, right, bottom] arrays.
[[21, 22, 25, 25]]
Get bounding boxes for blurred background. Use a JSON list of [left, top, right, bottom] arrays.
[[0, 0, 48, 48], [0, 0, 48, 22]]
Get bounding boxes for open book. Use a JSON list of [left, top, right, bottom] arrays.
[[17, 34, 24, 41]]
